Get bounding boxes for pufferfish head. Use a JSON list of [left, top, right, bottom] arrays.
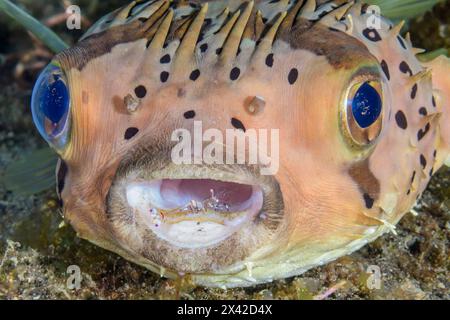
[[30, 0, 450, 287]]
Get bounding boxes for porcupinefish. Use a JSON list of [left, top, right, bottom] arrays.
[[30, 0, 450, 287]]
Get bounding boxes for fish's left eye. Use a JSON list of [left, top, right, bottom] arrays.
[[31, 62, 71, 150], [343, 80, 383, 146]]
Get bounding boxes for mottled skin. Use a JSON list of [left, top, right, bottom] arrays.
[[47, 0, 450, 287]]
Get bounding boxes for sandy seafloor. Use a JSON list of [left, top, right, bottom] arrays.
[[0, 0, 448, 299]]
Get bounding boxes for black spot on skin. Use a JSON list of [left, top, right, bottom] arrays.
[[160, 54, 171, 64], [57, 160, 68, 198], [189, 69, 201, 81], [399, 61, 413, 76], [432, 96, 436, 107], [317, 10, 329, 19], [411, 84, 418, 99], [397, 36, 407, 49], [429, 168, 434, 177], [134, 85, 147, 98], [420, 154, 427, 169], [381, 60, 390, 80], [419, 107, 428, 116], [411, 171, 416, 183], [265, 53, 274, 67], [363, 193, 374, 209], [183, 110, 196, 119], [230, 67, 241, 81], [237, 47, 241, 56], [417, 123, 431, 141], [216, 47, 222, 55], [395, 110, 408, 129], [160, 71, 169, 83], [433, 150, 437, 158], [231, 118, 246, 131], [125, 127, 139, 140], [288, 68, 298, 85], [407, 189, 411, 195], [362, 28, 381, 42], [262, 17, 268, 24], [329, 27, 341, 32], [204, 18, 212, 27], [197, 33, 204, 43], [200, 43, 208, 53]]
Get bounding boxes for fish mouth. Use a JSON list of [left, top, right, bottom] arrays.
[[106, 144, 284, 273], [125, 178, 264, 248]]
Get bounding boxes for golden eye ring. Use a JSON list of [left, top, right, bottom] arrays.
[[340, 78, 384, 149]]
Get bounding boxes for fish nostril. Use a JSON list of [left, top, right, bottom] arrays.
[[184, 110, 196, 119]]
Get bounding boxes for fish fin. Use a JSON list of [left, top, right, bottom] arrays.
[[423, 55, 450, 167], [366, 0, 442, 20], [1, 148, 57, 195]]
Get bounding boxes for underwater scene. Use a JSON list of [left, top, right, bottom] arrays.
[[0, 0, 449, 300]]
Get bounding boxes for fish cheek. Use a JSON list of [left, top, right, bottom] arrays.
[[348, 159, 381, 210]]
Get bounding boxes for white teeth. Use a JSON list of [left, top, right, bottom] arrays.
[[126, 181, 167, 210]]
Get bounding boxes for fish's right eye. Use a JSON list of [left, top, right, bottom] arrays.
[[31, 62, 71, 151]]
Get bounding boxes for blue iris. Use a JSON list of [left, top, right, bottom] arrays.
[[351, 82, 382, 128], [31, 63, 70, 149]]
